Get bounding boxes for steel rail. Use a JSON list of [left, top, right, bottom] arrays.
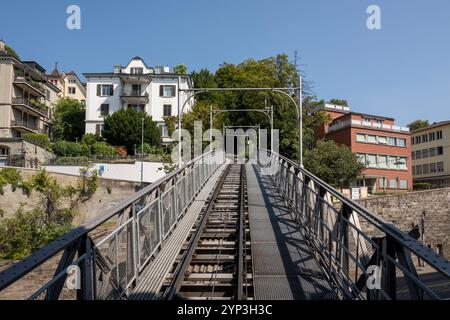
[[0, 150, 222, 292], [236, 165, 245, 300], [165, 164, 232, 299]]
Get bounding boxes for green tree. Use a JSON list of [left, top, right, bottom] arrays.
[[328, 98, 348, 107], [407, 119, 429, 131], [304, 140, 365, 189], [103, 108, 161, 155], [173, 64, 188, 74], [5, 44, 20, 60], [53, 98, 85, 141]]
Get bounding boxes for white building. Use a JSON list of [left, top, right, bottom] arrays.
[[83, 57, 194, 144]]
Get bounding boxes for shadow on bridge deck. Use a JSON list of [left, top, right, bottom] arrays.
[[247, 163, 337, 300]]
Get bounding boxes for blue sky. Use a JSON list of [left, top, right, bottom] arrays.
[[1, 0, 450, 126]]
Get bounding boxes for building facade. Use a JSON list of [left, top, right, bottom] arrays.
[[0, 40, 60, 139], [83, 57, 194, 145], [47, 67, 86, 103], [411, 121, 450, 188], [314, 103, 412, 194]]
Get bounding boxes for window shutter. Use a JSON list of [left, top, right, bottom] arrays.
[[172, 85, 176, 97], [95, 124, 100, 135], [110, 85, 114, 96], [160, 85, 164, 97], [97, 84, 101, 96]]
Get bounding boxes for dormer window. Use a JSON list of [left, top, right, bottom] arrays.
[[131, 67, 143, 75]]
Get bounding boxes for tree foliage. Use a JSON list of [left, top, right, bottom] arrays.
[[328, 98, 348, 107], [407, 119, 429, 131], [173, 64, 188, 74], [5, 45, 20, 60], [103, 108, 161, 155], [304, 140, 365, 189], [53, 98, 85, 141]]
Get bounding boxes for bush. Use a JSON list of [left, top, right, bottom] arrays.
[[0, 168, 22, 194], [52, 141, 89, 157], [414, 182, 432, 191], [22, 133, 51, 150], [81, 133, 101, 147], [92, 141, 118, 157]]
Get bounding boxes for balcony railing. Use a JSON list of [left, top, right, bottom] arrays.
[[13, 76, 46, 96], [11, 120, 46, 134], [121, 90, 149, 97], [11, 98, 49, 118], [328, 119, 410, 134]]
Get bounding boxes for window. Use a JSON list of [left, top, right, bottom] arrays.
[[411, 137, 415, 145], [97, 84, 114, 96], [416, 165, 423, 175], [399, 180, 408, 190], [69, 79, 76, 84], [387, 137, 396, 146], [422, 164, 430, 174], [422, 149, 429, 158], [356, 153, 366, 164], [437, 146, 443, 155], [437, 130, 443, 140], [429, 147, 436, 157], [367, 154, 377, 168], [130, 67, 144, 74], [95, 124, 104, 136], [378, 136, 387, 145], [160, 85, 176, 97], [396, 138, 406, 147], [411, 151, 415, 160], [412, 166, 416, 176], [430, 163, 437, 173], [356, 133, 366, 142], [68, 87, 76, 94], [163, 104, 172, 117], [0, 147, 9, 156], [364, 117, 371, 123], [367, 135, 377, 144], [437, 162, 444, 172], [415, 136, 421, 144], [429, 132, 435, 141], [422, 134, 428, 142], [389, 179, 398, 189], [160, 125, 169, 137], [127, 104, 145, 112], [46, 89, 50, 100], [100, 104, 109, 116], [377, 155, 388, 168], [131, 84, 142, 95], [376, 120, 384, 125], [379, 177, 388, 189], [415, 150, 422, 159]]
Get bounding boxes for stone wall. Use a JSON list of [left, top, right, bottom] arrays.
[[0, 138, 56, 168], [357, 188, 450, 259], [0, 168, 144, 224]]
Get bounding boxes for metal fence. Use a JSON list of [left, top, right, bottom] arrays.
[[0, 150, 225, 300], [259, 149, 450, 300]]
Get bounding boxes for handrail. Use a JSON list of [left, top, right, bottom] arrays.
[[0, 149, 224, 293]]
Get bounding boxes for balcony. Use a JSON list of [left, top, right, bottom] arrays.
[[13, 76, 46, 97], [120, 90, 149, 103], [10, 120, 46, 134], [11, 97, 49, 118]]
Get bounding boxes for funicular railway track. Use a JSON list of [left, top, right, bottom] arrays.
[[160, 164, 253, 300]]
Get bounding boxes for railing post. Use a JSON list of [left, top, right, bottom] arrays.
[[78, 235, 94, 300], [382, 236, 397, 300]]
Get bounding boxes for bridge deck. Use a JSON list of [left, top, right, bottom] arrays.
[[246, 163, 337, 300]]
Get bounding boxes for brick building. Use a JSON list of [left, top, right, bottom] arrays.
[[313, 103, 412, 194]]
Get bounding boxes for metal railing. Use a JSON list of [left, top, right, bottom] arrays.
[[13, 76, 46, 95], [258, 149, 450, 300], [0, 150, 225, 300], [12, 97, 50, 117], [121, 90, 149, 97], [10, 120, 46, 134]]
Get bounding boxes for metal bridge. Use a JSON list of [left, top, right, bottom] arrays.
[[1, 149, 450, 300]]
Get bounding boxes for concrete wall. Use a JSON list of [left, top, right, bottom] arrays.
[[0, 168, 144, 224], [44, 161, 166, 183], [357, 188, 450, 258], [0, 139, 56, 168]]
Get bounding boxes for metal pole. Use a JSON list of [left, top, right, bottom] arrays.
[[141, 116, 144, 184], [177, 76, 181, 166], [210, 106, 213, 144], [271, 104, 274, 153], [298, 75, 303, 168]]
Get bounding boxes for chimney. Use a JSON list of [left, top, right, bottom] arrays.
[[0, 39, 5, 53], [163, 65, 170, 73], [113, 65, 121, 74]]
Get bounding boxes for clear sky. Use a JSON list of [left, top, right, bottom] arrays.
[[1, 0, 450, 126]]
